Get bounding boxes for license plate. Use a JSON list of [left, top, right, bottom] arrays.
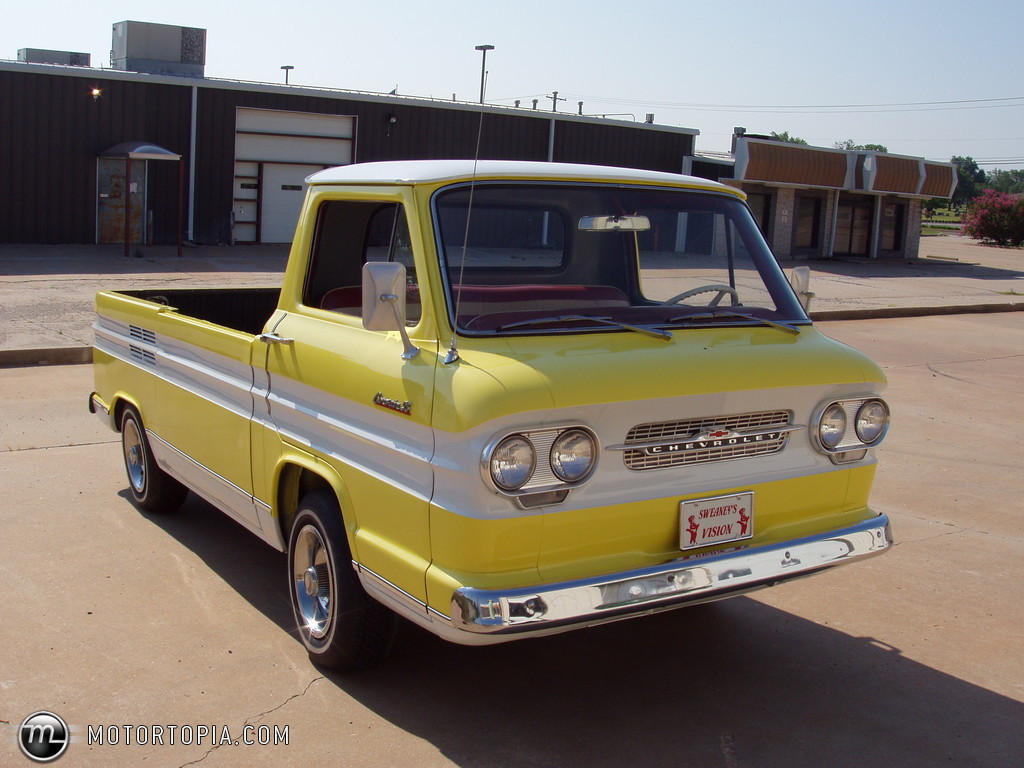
[[680, 492, 754, 550]]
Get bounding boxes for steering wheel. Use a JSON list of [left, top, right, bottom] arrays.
[[664, 284, 739, 307]]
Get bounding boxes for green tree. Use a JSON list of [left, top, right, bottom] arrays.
[[770, 131, 808, 145], [986, 169, 1024, 195], [951, 156, 988, 206], [834, 139, 889, 152]]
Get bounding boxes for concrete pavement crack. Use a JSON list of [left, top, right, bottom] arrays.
[[1, 440, 119, 453], [244, 675, 325, 726], [176, 677, 323, 768]]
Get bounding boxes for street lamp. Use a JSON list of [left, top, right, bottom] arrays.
[[474, 44, 494, 104], [281, 65, 294, 84]]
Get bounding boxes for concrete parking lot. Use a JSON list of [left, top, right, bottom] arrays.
[[1, 312, 1021, 767]]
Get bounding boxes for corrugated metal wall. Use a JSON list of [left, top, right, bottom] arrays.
[[0, 70, 192, 244], [1, 67, 695, 245]]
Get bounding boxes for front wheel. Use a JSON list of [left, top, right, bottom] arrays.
[[120, 405, 188, 513], [288, 491, 397, 671]]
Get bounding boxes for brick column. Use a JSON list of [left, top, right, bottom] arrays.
[[905, 199, 922, 259], [771, 188, 795, 258]]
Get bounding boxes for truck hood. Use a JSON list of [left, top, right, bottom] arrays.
[[431, 325, 883, 432]]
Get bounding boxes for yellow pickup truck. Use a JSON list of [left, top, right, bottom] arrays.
[[90, 160, 891, 670]]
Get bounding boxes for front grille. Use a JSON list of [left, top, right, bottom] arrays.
[[622, 410, 792, 470]]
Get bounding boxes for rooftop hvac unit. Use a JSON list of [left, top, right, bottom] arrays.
[[111, 20, 206, 77], [18, 48, 91, 67]]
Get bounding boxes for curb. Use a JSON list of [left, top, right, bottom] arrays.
[[1, 302, 1021, 368], [0, 346, 93, 368], [810, 301, 1024, 322]]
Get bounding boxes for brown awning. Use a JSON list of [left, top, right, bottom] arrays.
[[920, 162, 958, 198], [867, 155, 921, 194], [735, 138, 850, 188], [733, 137, 957, 199]]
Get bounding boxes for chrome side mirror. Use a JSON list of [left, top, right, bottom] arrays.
[[362, 262, 419, 359], [789, 266, 815, 312]]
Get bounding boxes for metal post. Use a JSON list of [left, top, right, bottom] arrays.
[[124, 157, 131, 259], [474, 45, 494, 104]]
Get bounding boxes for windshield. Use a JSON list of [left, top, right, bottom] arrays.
[[433, 182, 808, 336]]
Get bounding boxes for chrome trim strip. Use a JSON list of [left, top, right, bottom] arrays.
[[353, 562, 438, 623], [448, 515, 891, 635], [147, 430, 267, 536]]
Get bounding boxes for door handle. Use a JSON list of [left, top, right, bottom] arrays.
[[257, 332, 294, 345]]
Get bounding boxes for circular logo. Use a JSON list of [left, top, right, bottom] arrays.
[[18, 711, 69, 762]]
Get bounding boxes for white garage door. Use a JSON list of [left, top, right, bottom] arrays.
[[233, 108, 355, 243]]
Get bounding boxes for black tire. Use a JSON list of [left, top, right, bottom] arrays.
[[120, 405, 188, 513], [287, 491, 397, 671]]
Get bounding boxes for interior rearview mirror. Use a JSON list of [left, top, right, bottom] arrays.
[[578, 215, 651, 232], [362, 262, 419, 359]]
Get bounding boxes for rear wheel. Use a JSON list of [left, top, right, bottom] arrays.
[[120, 405, 188, 513], [288, 491, 397, 671]]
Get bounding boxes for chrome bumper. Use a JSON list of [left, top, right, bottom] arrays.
[[450, 515, 891, 635], [88, 392, 117, 431]]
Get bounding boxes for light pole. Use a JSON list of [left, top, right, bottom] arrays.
[[474, 45, 494, 104], [281, 65, 294, 84]]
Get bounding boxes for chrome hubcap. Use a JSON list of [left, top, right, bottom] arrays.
[[292, 525, 333, 640], [303, 567, 319, 597], [123, 419, 146, 493]]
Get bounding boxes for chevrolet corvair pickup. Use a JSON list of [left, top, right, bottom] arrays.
[[90, 160, 891, 670]]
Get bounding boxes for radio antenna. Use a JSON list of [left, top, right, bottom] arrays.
[[443, 109, 486, 365]]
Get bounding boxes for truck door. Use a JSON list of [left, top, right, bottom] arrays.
[[261, 196, 437, 605]]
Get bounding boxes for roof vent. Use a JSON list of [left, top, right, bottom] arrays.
[[110, 20, 206, 77], [18, 48, 91, 67]]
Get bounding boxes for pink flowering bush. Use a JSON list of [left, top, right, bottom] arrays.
[[961, 190, 1024, 247]]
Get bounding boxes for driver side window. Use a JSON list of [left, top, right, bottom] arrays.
[[303, 200, 420, 323]]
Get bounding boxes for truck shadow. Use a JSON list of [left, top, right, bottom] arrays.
[[140, 492, 1023, 768]]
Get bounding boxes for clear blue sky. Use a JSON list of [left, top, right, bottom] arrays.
[[6, 0, 1023, 169]]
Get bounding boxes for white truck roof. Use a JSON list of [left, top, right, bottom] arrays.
[[306, 159, 740, 195]]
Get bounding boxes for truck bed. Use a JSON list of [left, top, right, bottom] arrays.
[[116, 287, 280, 336]]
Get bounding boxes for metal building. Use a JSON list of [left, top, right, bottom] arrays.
[[0, 26, 697, 247], [1, 21, 956, 258]]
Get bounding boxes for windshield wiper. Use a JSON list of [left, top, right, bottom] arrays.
[[668, 309, 802, 335], [498, 314, 673, 341]]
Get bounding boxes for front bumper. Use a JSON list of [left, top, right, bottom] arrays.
[[449, 515, 891, 635]]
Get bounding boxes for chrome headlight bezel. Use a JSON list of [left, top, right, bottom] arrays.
[[482, 425, 599, 505], [812, 397, 890, 462]]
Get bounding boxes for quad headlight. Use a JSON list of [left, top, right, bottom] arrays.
[[819, 403, 848, 450], [855, 399, 890, 444], [484, 426, 598, 503], [489, 435, 537, 491], [814, 398, 890, 461], [550, 429, 597, 483]]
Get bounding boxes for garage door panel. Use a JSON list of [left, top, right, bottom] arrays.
[[237, 109, 354, 139], [261, 164, 320, 243], [236, 134, 352, 166], [233, 108, 354, 243]]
